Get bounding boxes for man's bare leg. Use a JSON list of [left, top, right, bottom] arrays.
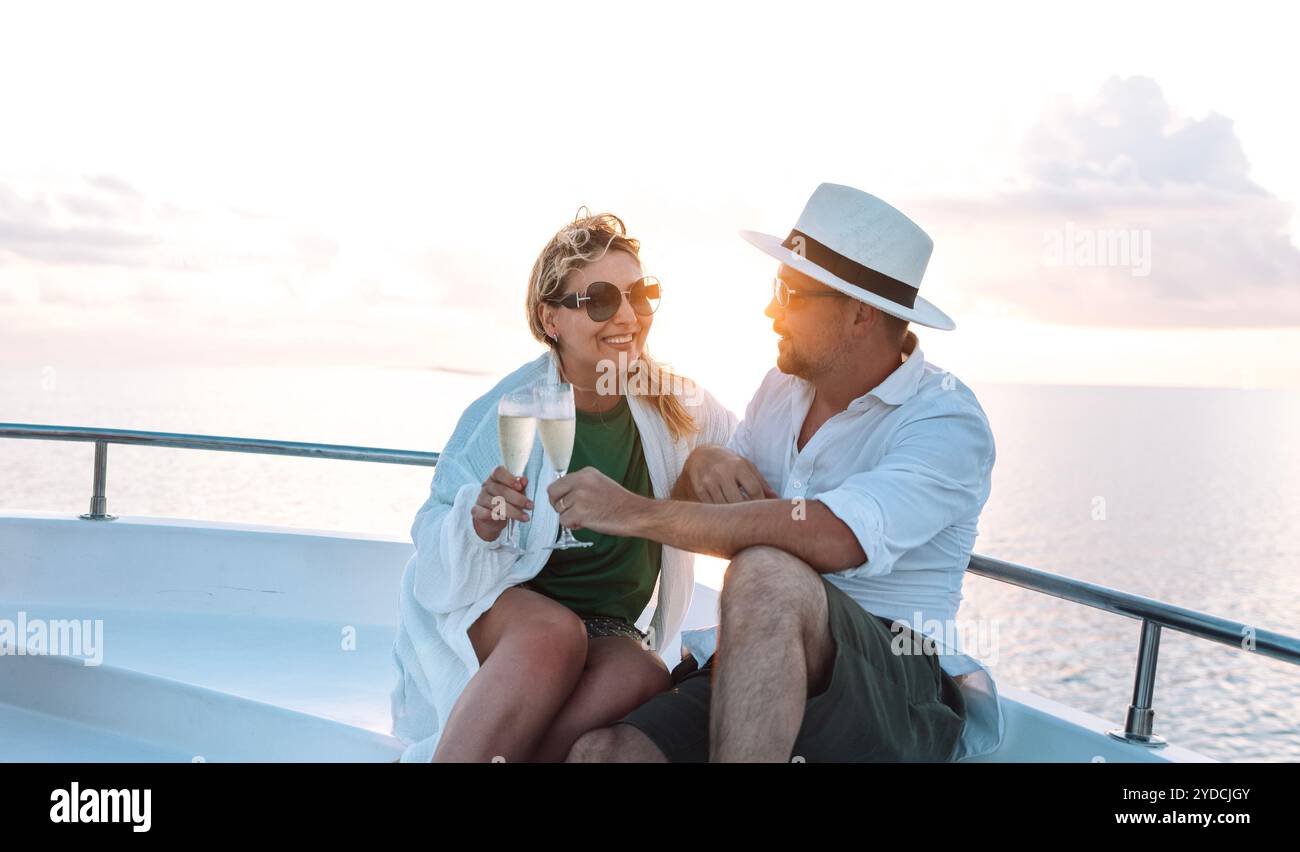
[[530, 636, 671, 763], [710, 545, 836, 762], [433, 587, 587, 762], [565, 722, 669, 762]]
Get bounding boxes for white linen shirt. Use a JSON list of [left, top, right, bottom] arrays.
[[693, 335, 1004, 761]]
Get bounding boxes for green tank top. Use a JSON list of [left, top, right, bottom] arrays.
[[528, 395, 662, 625]]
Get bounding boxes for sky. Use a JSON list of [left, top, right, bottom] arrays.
[[2, 0, 1299, 408]]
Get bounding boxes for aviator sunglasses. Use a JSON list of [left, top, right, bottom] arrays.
[[772, 276, 849, 307], [545, 277, 662, 322]]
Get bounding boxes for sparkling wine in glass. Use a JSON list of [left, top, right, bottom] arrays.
[[537, 383, 591, 550], [491, 388, 537, 553]]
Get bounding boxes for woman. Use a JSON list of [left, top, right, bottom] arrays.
[[391, 211, 737, 762]]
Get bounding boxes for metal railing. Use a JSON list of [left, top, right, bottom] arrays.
[[2, 421, 1298, 749], [0, 424, 437, 521], [967, 553, 1300, 747]]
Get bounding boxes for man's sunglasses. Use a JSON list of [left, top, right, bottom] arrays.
[[545, 277, 662, 322], [772, 276, 849, 307]]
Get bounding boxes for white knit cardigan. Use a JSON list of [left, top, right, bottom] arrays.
[[390, 350, 738, 762]]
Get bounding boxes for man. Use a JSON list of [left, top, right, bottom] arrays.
[[549, 183, 1003, 762]]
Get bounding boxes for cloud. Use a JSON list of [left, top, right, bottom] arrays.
[[83, 174, 143, 199], [0, 174, 350, 306], [1020, 76, 1261, 194], [913, 76, 1300, 328], [0, 180, 155, 267]]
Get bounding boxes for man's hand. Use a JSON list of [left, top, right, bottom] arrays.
[[675, 445, 777, 504], [547, 466, 646, 536]]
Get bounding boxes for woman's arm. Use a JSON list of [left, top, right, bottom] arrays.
[[406, 422, 527, 615]]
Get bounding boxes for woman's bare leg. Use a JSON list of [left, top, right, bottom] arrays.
[[530, 636, 672, 763], [432, 587, 588, 762]]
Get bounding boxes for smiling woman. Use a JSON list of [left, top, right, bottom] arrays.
[[389, 208, 738, 762], [527, 210, 696, 438]]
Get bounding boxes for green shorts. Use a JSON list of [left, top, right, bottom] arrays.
[[618, 577, 967, 762]]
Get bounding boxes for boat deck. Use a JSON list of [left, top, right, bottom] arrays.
[[0, 512, 1215, 762]]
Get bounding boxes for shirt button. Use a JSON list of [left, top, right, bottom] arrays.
[[793, 480, 803, 489]]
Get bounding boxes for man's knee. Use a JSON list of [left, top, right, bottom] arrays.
[[721, 546, 833, 682], [565, 724, 665, 763], [723, 546, 820, 618]]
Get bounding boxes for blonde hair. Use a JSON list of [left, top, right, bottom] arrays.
[[526, 209, 700, 442]]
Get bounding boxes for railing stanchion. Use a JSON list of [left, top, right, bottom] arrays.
[[1108, 618, 1167, 747], [79, 440, 117, 521]]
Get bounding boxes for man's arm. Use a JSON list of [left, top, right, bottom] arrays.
[[630, 496, 867, 573], [550, 402, 994, 578]]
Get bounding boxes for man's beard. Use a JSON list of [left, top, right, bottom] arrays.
[[777, 337, 841, 380], [776, 346, 806, 377]]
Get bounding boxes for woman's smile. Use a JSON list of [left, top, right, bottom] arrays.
[[600, 331, 637, 349]]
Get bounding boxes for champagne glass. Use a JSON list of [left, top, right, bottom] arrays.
[[537, 383, 592, 550], [490, 388, 537, 553]]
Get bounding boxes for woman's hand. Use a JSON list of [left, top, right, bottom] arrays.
[[471, 466, 535, 543], [674, 445, 777, 504]]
